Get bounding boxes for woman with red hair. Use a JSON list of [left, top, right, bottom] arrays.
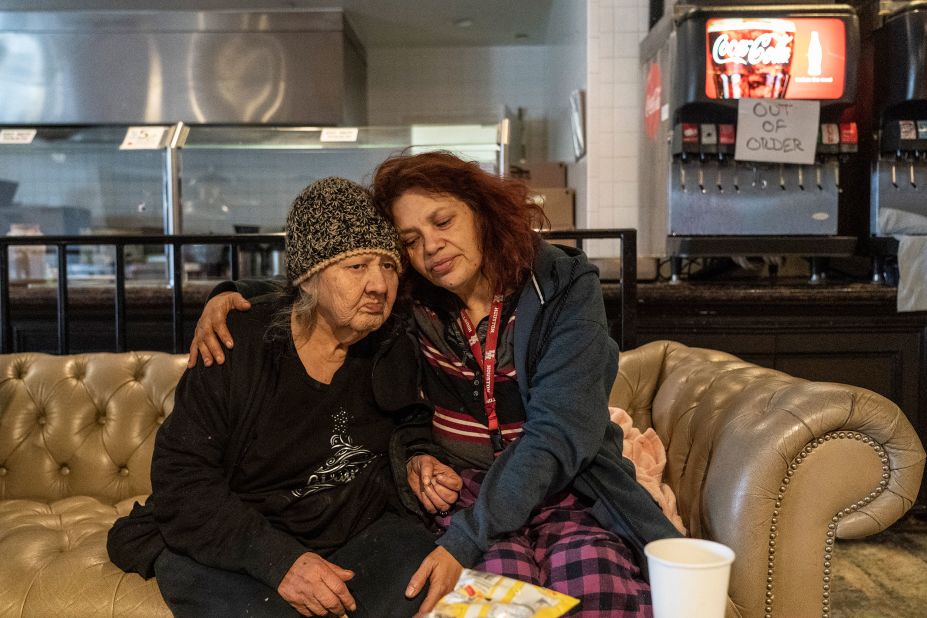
[[191, 151, 681, 617]]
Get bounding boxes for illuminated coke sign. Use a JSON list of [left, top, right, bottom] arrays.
[[644, 63, 662, 140], [705, 17, 846, 100], [711, 26, 794, 68]]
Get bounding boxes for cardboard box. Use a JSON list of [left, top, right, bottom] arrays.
[[512, 161, 568, 188], [531, 187, 574, 230]]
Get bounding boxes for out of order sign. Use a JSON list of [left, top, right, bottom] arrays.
[[734, 98, 820, 165]]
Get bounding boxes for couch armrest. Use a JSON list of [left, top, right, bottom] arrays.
[[617, 341, 925, 618]]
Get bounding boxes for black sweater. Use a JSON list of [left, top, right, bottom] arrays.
[[150, 297, 427, 588]]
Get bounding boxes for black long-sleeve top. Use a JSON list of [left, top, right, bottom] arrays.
[[150, 296, 410, 588]]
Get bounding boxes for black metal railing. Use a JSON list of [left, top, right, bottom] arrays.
[[0, 229, 636, 354]]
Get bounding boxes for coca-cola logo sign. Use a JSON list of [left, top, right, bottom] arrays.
[[705, 17, 847, 100], [644, 63, 662, 140], [711, 32, 793, 66]]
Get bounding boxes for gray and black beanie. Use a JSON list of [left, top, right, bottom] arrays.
[[285, 177, 403, 285]]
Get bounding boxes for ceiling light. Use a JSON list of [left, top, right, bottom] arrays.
[[453, 18, 473, 28]]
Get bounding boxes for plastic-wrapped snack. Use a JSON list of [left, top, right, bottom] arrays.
[[425, 569, 580, 618]]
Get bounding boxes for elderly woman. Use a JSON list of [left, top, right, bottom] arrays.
[[108, 178, 438, 618], [189, 153, 682, 617]]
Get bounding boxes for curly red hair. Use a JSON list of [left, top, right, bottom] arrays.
[[372, 151, 546, 299]]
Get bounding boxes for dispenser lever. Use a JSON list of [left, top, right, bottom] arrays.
[[716, 154, 724, 193]]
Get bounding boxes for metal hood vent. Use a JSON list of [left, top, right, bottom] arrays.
[[0, 9, 367, 125]]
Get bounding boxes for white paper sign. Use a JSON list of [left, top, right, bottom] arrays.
[[735, 99, 820, 165], [0, 129, 37, 144], [320, 127, 359, 142], [120, 126, 169, 150]]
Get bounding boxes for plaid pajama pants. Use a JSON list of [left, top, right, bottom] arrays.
[[436, 469, 653, 618]]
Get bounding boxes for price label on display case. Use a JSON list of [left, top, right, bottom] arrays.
[[120, 126, 169, 150], [320, 128, 359, 142], [0, 129, 37, 144]]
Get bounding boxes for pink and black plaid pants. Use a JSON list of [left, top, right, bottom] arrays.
[[436, 469, 654, 618]]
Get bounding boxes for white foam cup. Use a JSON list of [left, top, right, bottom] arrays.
[[644, 538, 735, 618]]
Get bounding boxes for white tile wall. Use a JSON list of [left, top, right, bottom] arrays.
[[584, 0, 651, 256]]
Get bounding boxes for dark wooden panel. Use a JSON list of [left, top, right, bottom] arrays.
[[775, 352, 899, 401], [775, 331, 920, 419]]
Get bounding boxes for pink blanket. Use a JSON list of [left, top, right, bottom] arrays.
[[610, 407, 687, 535]]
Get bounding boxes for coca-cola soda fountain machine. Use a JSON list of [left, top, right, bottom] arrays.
[[639, 4, 861, 281], [870, 1, 927, 263]]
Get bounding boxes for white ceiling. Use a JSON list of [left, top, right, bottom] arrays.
[[0, 0, 558, 47]]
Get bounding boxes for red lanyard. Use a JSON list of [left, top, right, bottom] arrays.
[[459, 294, 505, 452]]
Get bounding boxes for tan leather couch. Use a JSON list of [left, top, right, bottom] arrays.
[[0, 343, 923, 617], [612, 341, 925, 618], [0, 352, 183, 617]]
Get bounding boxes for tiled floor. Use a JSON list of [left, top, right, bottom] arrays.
[[831, 512, 927, 617]]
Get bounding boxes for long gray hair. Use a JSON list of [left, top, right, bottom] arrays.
[[267, 274, 322, 342], [291, 274, 322, 330]]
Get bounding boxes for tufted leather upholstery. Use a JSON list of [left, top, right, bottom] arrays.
[[0, 344, 922, 617], [612, 341, 926, 618], [0, 352, 185, 617]]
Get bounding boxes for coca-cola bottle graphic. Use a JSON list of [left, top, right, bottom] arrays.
[[707, 18, 796, 99], [807, 31, 823, 77]]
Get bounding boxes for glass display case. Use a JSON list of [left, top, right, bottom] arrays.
[[0, 126, 166, 236], [178, 124, 506, 234], [0, 121, 509, 282]]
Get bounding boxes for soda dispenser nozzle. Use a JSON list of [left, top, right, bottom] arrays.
[[815, 162, 823, 191], [716, 156, 724, 194], [797, 164, 805, 191], [909, 151, 918, 189], [891, 151, 899, 189], [679, 156, 686, 192], [679, 123, 699, 195], [779, 164, 786, 191]]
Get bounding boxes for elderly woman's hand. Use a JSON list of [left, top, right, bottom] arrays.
[[187, 292, 252, 368], [277, 552, 356, 617], [406, 455, 462, 514]]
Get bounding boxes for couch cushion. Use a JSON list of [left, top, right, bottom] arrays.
[[0, 352, 186, 503], [0, 495, 170, 617]]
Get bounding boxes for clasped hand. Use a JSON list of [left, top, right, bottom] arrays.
[[406, 454, 463, 514]]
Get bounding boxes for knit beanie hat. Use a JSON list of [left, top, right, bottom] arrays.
[[285, 177, 403, 285]]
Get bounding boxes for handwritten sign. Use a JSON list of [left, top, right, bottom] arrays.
[[735, 99, 820, 165], [120, 126, 169, 150]]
